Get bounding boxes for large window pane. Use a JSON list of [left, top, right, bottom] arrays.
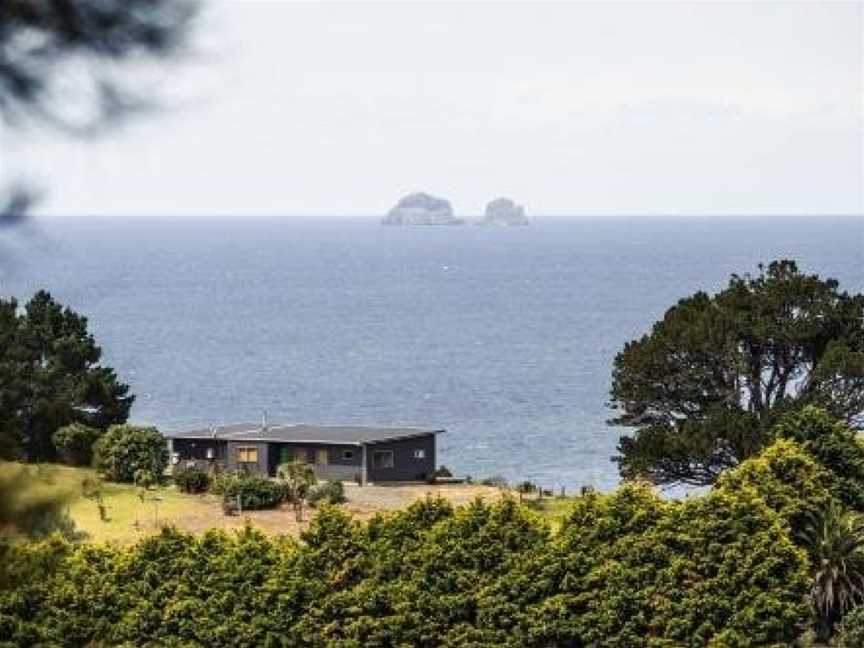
[[372, 450, 394, 469]]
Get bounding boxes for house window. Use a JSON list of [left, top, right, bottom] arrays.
[[413, 449, 426, 459], [237, 446, 258, 464], [342, 450, 355, 460], [372, 450, 394, 469], [292, 448, 307, 463]]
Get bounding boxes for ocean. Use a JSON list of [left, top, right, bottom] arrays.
[[1, 216, 862, 490]]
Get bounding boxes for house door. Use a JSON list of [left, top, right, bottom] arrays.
[[280, 445, 293, 465], [315, 449, 329, 465]]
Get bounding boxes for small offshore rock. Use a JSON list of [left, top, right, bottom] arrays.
[[382, 192, 464, 226], [482, 197, 529, 226]]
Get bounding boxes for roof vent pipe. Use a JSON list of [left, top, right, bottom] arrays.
[[261, 410, 268, 431]]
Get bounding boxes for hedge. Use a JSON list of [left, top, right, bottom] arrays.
[[0, 491, 810, 647]]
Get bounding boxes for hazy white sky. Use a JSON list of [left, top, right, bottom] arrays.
[[6, 1, 863, 217]]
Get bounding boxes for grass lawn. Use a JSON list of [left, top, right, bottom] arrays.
[[3, 463, 513, 545], [3, 462, 211, 544]]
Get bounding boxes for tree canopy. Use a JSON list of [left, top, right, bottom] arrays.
[[609, 260, 864, 486], [0, 0, 197, 129], [0, 291, 133, 461], [0, 0, 198, 220]]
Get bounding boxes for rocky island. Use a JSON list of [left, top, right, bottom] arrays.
[[382, 192, 464, 226], [482, 197, 529, 226]]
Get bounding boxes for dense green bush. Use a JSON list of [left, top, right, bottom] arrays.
[[213, 472, 285, 511], [0, 465, 78, 541], [425, 465, 455, 484], [715, 410, 864, 641], [837, 605, 864, 647], [307, 480, 346, 506], [172, 466, 210, 494], [475, 484, 810, 646], [51, 424, 100, 466], [92, 425, 167, 484], [772, 406, 864, 511], [0, 490, 813, 647], [715, 438, 833, 534]]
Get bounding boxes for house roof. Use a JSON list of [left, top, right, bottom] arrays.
[[163, 422, 444, 446]]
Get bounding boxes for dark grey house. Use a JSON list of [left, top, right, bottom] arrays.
[[163, 422, 444, 485]]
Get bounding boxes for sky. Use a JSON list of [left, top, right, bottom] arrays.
[[4, 1, 863, 218]]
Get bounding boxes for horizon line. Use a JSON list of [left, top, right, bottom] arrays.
[[24, 212, 864, 221]]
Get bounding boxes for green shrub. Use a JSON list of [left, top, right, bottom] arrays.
[[308, 480, 346, 506], [435, 465, 453, 478], [0, 489, 813, 647], [52, 424, 100, 466], [773, 406, 864, 512], [213, 473, 285, 511], [479, 484, 810, 646], [516, 480, 537, 493], [172, 466, 210, 494], [425, 465, 455, 484], [715, 438, 833, 535], [209, 471, 235, 496], [837, 605, 864, 647], [92, 425, 167, 484]]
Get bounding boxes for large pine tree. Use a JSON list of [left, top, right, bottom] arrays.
[[0, 291, 133, 461], [609, 260, 864, 486]]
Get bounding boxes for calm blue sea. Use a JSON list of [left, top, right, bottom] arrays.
[[1, 216, 862, 490]]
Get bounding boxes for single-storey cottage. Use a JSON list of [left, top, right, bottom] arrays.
[[163, 421, 444, 485]]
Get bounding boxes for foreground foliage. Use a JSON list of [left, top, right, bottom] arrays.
[[0, 486, 810, 647], [798, 500, 864, 641], [837, 605, 864, 647], [0, 0, 197, 135], [0, 464, 74, 540]]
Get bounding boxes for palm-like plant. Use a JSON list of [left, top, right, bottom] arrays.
[[799, 500, 864, 641], [277, 461, 317, 522]]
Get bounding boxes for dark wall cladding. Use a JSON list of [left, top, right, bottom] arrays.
[[225, 440, 269, 474], [267, 442, 363, 480], [172, 438, 226, 461], [367, 434, 436, 482], [268, 442, 361, 467], [171, 434, 439, 482]]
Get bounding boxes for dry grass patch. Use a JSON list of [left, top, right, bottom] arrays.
[[2, 463, 507, 544]]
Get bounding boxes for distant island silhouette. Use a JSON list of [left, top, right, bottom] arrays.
[[383, 193, 529, 226], [382, 192, 464, 226]]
